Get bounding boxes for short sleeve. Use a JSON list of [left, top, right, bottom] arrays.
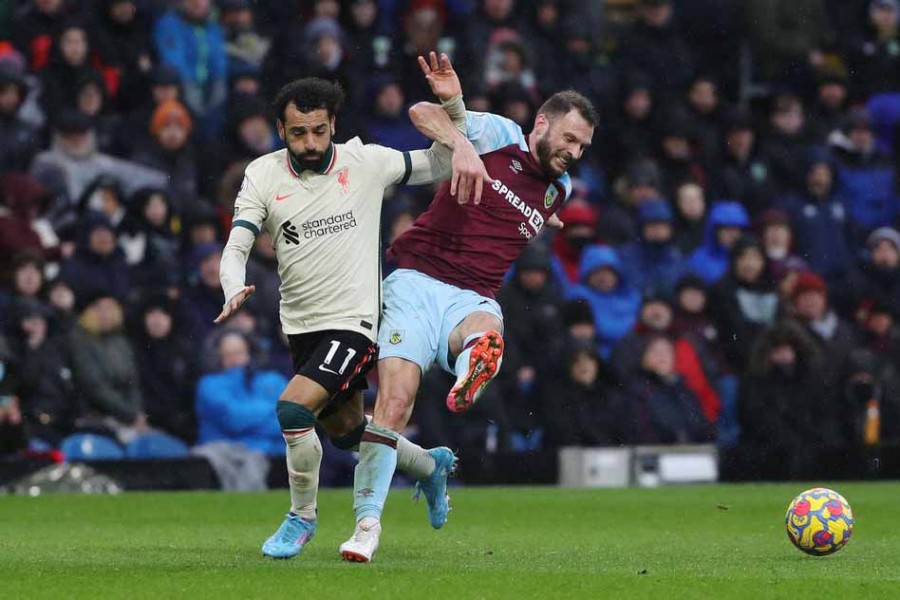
[[465, 111, 528, 155], [365, 144, 412, 187], [232, 172, 267, 236]]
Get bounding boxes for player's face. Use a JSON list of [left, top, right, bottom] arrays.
[[533, 110, 593, 178], [278, 104, 335, 170]]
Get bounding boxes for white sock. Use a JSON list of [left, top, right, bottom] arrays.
[[285, 429, 322, 521], [454, 332, 486, 377], [396, 436, 436, 480]]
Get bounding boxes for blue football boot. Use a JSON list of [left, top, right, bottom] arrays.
[[413, 447, 458, 529], [261, 513, 317, 559]]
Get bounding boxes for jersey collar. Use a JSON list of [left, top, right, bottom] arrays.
[[287, 143, 337, 177]]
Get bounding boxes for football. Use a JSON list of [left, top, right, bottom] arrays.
[[785, 487, 854, 556]]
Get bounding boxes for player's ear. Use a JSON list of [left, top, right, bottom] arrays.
[[276, 119, 285, 141], [330, 115, 336, 137], [533, 113, 549, 136]]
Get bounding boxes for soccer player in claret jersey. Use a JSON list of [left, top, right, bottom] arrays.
[[216, 77, 490, 560], [340, 55, 596, 562]]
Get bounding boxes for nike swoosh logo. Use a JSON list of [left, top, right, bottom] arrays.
[[318, 364, 339, 375], [275, 192, 295, 201]]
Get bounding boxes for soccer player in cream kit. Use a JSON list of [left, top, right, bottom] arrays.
[[216, 75, 488, 559]]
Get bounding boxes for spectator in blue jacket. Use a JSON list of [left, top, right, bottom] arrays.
[[364, 74, 429, 152], [778, 155, 855, 282], [619, 198, 687, 298], [568, 245, 641, 358], [154, 0, 227, 138], [687, 200, 750, 284], [831, 110, 898, 238], [195, 329, 286, 456]]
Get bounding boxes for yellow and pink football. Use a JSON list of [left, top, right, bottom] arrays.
[[785, 488, 853, 556]]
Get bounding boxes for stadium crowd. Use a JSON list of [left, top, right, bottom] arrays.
[[0, 0, 899, 481]]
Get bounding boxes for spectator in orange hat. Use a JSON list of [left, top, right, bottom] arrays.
[[131, 99, 200, 219]]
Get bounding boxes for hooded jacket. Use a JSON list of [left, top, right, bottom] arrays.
[[568, 246, 641, 358], [687, 201, 750, 284]]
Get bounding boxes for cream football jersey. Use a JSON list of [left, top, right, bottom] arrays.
[[226, 140, 447, 341]]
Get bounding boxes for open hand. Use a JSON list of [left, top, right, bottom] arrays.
[[418, 51, 462, 101], [214, 285, 256, 324]]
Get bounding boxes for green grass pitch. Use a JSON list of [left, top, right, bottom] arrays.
[[2, 483, 900, 599]]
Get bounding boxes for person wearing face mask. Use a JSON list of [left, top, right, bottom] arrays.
[[756, 208, 800, 277], [619, 198, 687, 298], [738, 319, 841, 480]]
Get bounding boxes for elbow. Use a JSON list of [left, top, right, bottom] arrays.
[[408, 102, 431, 125]]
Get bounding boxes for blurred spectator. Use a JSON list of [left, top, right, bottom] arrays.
[[220, 0, 270, 75], [619, 199, 687, 298], [399, 1, 467, 104], [808, 69, 850, 143], [46, 278, 76, 333], [224, 93, 278, 165], [0, 334, 26, 455], [628, 335, 713, 444], [844, 227, 900, 319], [738, 320, 838, 479], [656, 118, 707, 196], [302, 17, 352, 100], [464, 0, 534, 90], [364, 74, 428, 151], [791, 272, 859, 396], [119, 188, 181, 292], [94, 0, 154, 112], [757, 209, 801, 276], [0, 173, 69, 282], [687, 200, 749, 284], [0, 60, 39, 170], [131, 99, 199, 215], [154, 0, 227, 139], [2, 253, 46, 320], [550, 201, 597, 285], [743, 0, 833, 91], [483, 38, 538, 105], [344, 0, 392, 79], [716, 109, 778, 216], [560, 298, 597, 346], [133, 295, 196, 442], [567, 245, 641, 358], [601, 73, 661, 179], [676, 1, 743, 99], [78, 174, 127, 231], [68, 291, 148, 443], [30, 109, 168, 205], [761, 93, 814, 195], [829, 110, 898, 235], [614, 0, 696, 95], [59, 211, 129, 301], [681, 75, 724, 163], [710, 236, 780, 371], [847, 0, 900, 98], [11, 0, 71, 71], [673, 181, 708, 254], [39, 20, 106, 117], [195, 329, 286, 455], [540, 342, 633, 447], [179, 243, 224, 344], [115, 64, 183, 157], [601, 159, 664, 246], [779, 155, 855, 282], [74, 71, 121, 154], [13, 298, 74, 445]]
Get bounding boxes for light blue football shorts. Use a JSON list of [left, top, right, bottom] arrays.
[[378, 269, 504, 375]]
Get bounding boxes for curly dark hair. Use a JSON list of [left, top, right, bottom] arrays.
[[271, 78, 345, 122]]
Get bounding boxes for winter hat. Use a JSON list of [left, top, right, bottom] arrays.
[[675, 273, 707, 294], [561, 299, 594, 328], [516, 244, 551, 272], [55, 109, 93, 134], [867, 227, 900, 252], [791, 271, 827, 301], [755, 208, 791, 231], [152, 64, 182, 86], [557, 201, 597, 227], [638, 199, 674, 224], [150, 99, 192, 136]]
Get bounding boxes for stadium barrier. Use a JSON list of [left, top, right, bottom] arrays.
[[559, 445, 718, 488]]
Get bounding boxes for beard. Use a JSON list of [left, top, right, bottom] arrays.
[[535, 134, 572, 178], [287, 134, 332, 170]]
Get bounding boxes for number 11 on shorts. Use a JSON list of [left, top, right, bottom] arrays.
[[320, 340, 356, 375]]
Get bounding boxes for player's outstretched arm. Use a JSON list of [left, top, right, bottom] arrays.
[[215, 226, 256, 324], [408, 102, 491, 204]]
